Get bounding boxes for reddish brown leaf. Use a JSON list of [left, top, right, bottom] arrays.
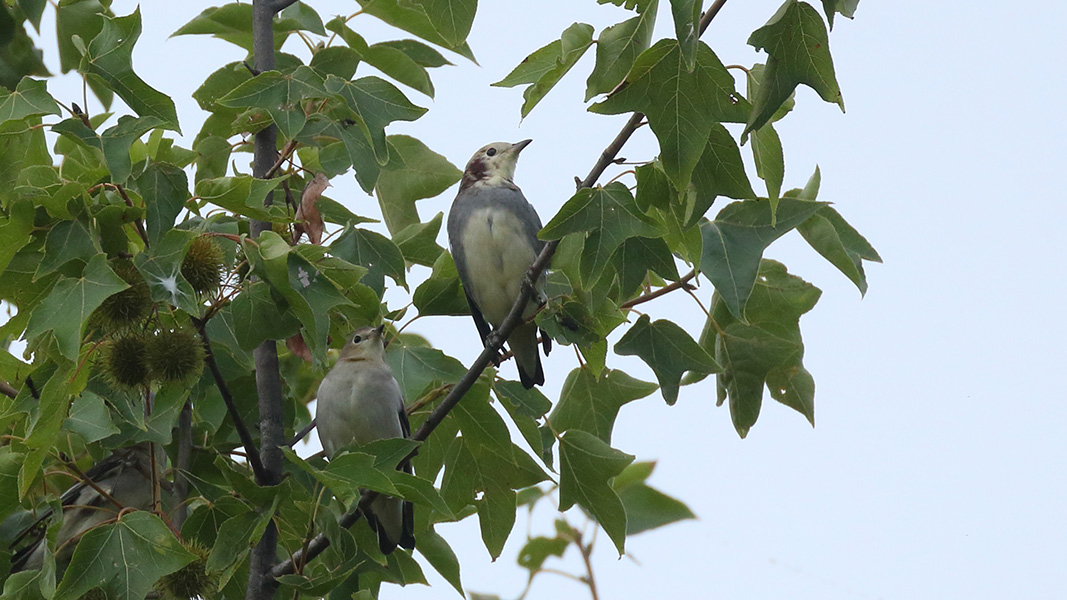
[[294, 173, 330, 245]]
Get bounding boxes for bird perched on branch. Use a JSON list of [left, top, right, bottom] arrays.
[[447, 140, 551, 388], [9, 443, 162, 572], [316, 325, 415, 554]]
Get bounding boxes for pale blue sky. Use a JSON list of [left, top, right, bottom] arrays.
[[19, 1, 1067, 599]]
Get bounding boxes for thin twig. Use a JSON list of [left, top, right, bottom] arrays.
[[172, 400, 194, 531], [0, 380, 16, 399], [114, 184, 151, 248], [288, 418, 317, 447], [191, 316, 268, 483], [620, 269, 697, 309]]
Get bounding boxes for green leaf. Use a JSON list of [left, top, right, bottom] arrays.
[[610, 235, 679, 298], [558, 430, 633, 554], [55, 0, 110, 74], [192, 61, 251, 112], [614, 314, 720, 404], [309, 45, 360, 80], [195, 175, 285, 222], [375, 135, 462, 235], [414, 0, 476, 47], [134, 162, 189, 247], [821, 0, 859, 29], [706, 259, 821, 437], [634, 160, 672, 212], [549, 367, 657, 443], [517, 535, 569, 571], [540, 183, 663, 285], [793, 170, 881, 293], [744, 0, 844, 138], [476, 481, 515, 560], [669, 0, 701, 71], [698, 197, 824, 319], [278, 1, 325, 35], [494, 380, 551, 463], [386, 344, 465, 402], [82, 8, 179, 131], [750, 119, 784, 202], [0, 199, 33, 276], [173, 3, 311, 52], [746, 63, 795, 124], [591, 39, 749, 190], [415, 529, 463, 595], [394, 212, 445, 266], [245, 233, 353, 361], [0, 78, 59, 125], [585, 0, 657, 100], [0, 117, 50, 196], [329, 226, 407, 296], [53, 512, 196, 600], [354, 0, 476, 61], [376, 40, 453, 68], [99, 115, 165, 183], [798, 203, 881, 295], [618, 481, 695, 535], [25, 254, 128, 360], [218, 67, 328, 140], [231, 281, 301, 349], [413, 251, 468, 316], [493, 23, 594, 118], [686, 123, 756, 227], [34, 218, 97, 278], [324, 75, 427, 163], [63, 391, 119, 442]]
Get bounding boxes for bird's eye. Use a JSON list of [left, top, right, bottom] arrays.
[[486, 148, 497, 157], [352, 335, 362, 343]]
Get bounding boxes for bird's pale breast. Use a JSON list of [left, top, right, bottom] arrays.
[[460, 206, 538, 325], [317, 365, 404, 457]]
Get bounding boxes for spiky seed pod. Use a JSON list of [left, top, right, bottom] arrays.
[[158, 541, 216, 600], [181, 237, 223, 295], [102, 335, 150, 389], [95, 259, 152, 329], [146, 329, 205, 384]]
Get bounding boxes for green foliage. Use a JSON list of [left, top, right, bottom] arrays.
[[0, 1, 878, 598]]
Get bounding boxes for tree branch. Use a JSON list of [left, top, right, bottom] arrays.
[[192, 317, 267, 483], [268, 0, 732, 581], [0, 379, 16, 399], [620, 269, 697, 309], [248, 1, 287, 598]]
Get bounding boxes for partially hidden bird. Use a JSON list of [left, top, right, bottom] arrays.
[[447, 140, 551, 388], [315, 325, 415, 554], [9, 443, 163, 572]]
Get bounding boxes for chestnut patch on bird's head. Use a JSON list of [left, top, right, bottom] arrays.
[[460, 156, 488, 190]]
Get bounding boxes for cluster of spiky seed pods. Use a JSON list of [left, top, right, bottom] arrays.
[[95, 237, 224, 389]]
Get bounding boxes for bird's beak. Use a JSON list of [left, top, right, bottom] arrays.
[[375, 324, 388, 347], [510, 139, 533, 154]]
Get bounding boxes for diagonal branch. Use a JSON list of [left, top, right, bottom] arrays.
[[269, 0, 731, 580], [191, 317, 268, 483]]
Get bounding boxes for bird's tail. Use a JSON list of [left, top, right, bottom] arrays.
[[367, 495, 415, 554], [510, 322, 544, 389]]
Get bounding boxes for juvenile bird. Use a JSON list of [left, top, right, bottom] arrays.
[[447, 140, 551, 388], [316, 325, 415, 554], [10, 443, 162, 572]]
